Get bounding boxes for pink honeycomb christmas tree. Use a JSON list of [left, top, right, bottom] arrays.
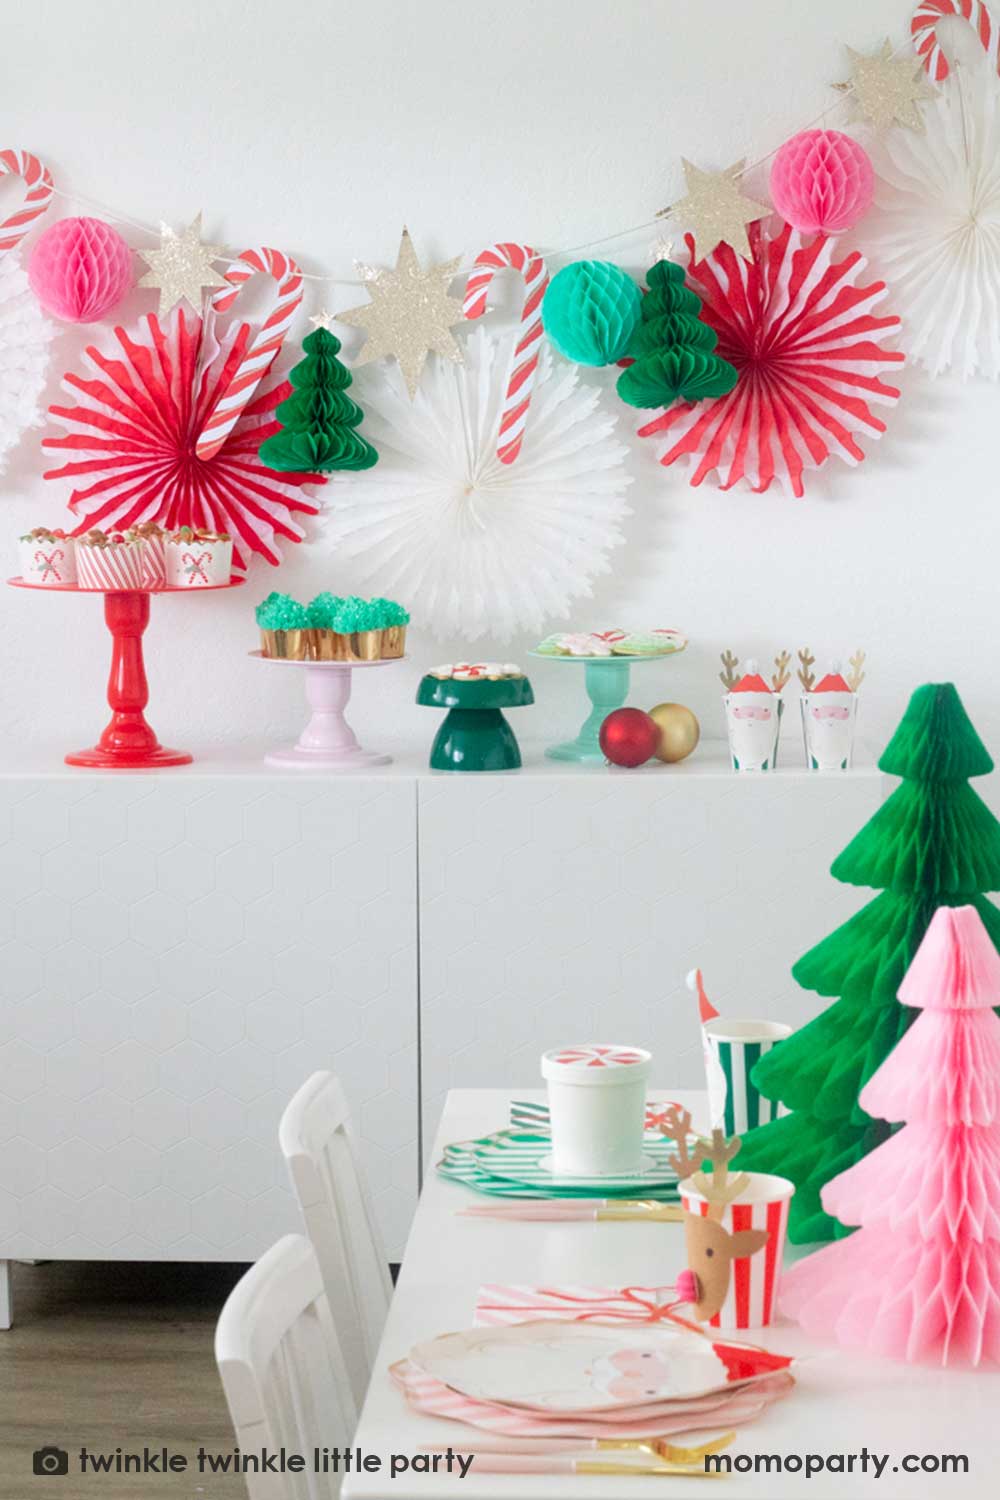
[[781, 904, 1000, 1365]]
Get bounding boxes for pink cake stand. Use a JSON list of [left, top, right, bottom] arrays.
[[251, 652, 402, 770]]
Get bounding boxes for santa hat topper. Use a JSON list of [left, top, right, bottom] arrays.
[[797, 649, 866, 694], [719, 651, 792, 695]]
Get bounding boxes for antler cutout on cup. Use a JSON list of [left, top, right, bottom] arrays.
[[659, 1119, 770, 1322]]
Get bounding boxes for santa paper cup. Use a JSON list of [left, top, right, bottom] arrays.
[[801, 691, 858, 770], [541, 1044, 651, 1176], [680, 1172, 795, 1330], [165, 537, 233, 587], [703, 1018, 791, 1136], [18, 536, 76, 586], [724, 690, 782, 771]]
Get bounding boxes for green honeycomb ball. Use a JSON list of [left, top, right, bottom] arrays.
[[542, 260, 642, 367]]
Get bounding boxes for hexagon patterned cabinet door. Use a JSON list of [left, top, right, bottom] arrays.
[[0, 778, 418, 1265]]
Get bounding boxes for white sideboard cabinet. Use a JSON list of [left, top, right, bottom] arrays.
[[1, 744, 885, 1322]]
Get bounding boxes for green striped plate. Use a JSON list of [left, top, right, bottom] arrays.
[[471, 1130, 680, 1192], [438, 1133, 682, 1201]]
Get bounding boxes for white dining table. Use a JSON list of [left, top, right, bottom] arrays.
[[343, 1089, 997, 1499]]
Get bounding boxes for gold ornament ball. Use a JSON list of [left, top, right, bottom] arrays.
[[648, 702, 700, 763]]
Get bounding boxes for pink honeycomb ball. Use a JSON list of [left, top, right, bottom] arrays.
[[770, 129, 874, 236], [28, 216, 133, 322]]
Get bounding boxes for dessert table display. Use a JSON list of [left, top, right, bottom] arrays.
[[343, 1089, 998, 1499]]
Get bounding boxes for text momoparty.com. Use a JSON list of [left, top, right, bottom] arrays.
[[79, 1447, 475, 1480]]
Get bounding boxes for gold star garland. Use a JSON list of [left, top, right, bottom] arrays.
[[661, 159, 769, 261], [337, 227, 466, 399], [834, 40, 936, 132], [137, 214, 228, 317]]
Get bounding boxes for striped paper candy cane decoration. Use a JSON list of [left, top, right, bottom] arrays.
[[911, 0, 1000, 80], [195, 246, 303, 461], [0, 149, 54, 254], [463, 242, 549, 465]]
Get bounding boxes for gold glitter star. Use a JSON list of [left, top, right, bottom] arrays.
[[336, 227, 465, 399], [137, 214, 228, 317], [662, 160, 769, 261], [834, 41, 936, 132]]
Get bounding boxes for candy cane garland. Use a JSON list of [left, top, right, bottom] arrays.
[[911, 0, 1000, 80], [463, 242, 549, 465], [195, 246, 303, 461], [0, 149, 54, 254]]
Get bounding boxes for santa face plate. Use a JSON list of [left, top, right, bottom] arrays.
[[724, 690, 782, 771], [801, 691, 857, 770], [410, 1320, 790, 1413]]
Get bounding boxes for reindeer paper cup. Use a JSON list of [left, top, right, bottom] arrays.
[[679, 1171, 795, 1330], [541, 1044, 651, 1177], [703, 1018, 792, 1135], [722, 664, 784, 771], [800, 685, 859, 770]]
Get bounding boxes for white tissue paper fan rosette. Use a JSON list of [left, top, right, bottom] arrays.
[[324, 326, 632, 641], [0, 253, 54, 475], [864, 56, 1000, 380]]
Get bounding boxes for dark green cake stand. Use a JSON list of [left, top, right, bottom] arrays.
[[417, 674, 534, 771]]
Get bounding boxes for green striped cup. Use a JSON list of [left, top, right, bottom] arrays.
[[702, 1018, 792, 1135]]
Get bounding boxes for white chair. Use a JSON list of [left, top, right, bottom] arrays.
[[215, 1234, 356, 1500], [279, 1073, 393, 1407]]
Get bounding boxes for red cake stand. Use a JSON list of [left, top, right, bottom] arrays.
[[9, 577, 244, 769]]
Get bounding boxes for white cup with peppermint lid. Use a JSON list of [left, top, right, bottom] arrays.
[[541, 1044, 652, 1177]]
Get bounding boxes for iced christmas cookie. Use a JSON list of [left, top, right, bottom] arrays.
[[18, 527, 76, 586], [429, 662, 524, 681], [536, 632, 618, 657], [613, 629, 687, 655], [165, 527, 233, 588]]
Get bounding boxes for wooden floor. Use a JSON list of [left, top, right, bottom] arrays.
[[0, 1260, 248, 1500]]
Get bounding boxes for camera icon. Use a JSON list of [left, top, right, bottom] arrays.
[[33, 1446, 69, 1476]]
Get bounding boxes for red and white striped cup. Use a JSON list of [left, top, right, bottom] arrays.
[[680, 1171, 794, 1330], [76, 540, 147, 591]]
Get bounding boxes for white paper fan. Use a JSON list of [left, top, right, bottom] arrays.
[[0, 252, 54, 474], [324, 326, 632, 641], [864, 56, 1000, 379]]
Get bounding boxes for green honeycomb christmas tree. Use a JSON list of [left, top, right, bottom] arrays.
[[736, 683, 1000, 1244], [259, 326, 378, 473]]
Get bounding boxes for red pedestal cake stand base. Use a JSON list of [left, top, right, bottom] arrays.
[[9, 577, 243, 769]]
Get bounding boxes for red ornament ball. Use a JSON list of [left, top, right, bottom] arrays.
[[599, 707, 661, 767]]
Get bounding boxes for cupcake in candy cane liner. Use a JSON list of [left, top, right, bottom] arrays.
[[18, 527, 76, 586], [164, 526, 233, 588], [75, 529, 148, 591], [126, 521, 166, 588]]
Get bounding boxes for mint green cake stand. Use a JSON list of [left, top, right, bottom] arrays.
[[529, 650, 681, 764]]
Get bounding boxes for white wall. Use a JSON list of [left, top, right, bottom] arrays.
[[2, 0, 996, 767]]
